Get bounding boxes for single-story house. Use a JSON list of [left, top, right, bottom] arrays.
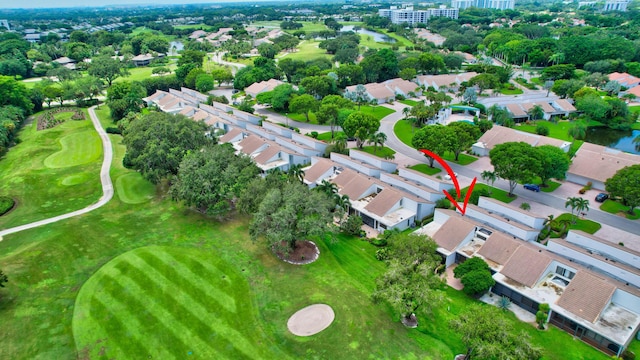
[[608, 72, 640, 89], [245, 79, 285, 99], [131, 53, 154, 67], [472, 125, 571, 156], [566, 142, 640, 190], [416, 72, 477, 92]]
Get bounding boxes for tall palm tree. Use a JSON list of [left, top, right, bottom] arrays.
[[367, 132, 380, 154], [375, 132, 387, 152], [333, 193, 350, 212], [528, 105, 544, 121], [316, 179, 338, 197], [287, 163, 305, 183], [481, 170, 497, 187], [542, 214, 555, 235], [332, 133, 348, 154], [574, 197, 590, 224], [402, 107, 411, 120], [565, 197, 580, 223]]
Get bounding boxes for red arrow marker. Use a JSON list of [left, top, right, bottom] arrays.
[[419, 149, 477, 216]]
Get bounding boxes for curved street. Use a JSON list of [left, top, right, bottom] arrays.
[[0, 105, 114, 238]]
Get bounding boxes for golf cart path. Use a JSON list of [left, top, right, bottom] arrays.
[[0, 105, 114, 238]]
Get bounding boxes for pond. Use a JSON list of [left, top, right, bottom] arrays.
[[584, 127, 640, 155], [169, 41, 184, 55], [341, 25, 396, 43]]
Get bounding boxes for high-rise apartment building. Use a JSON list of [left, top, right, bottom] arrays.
[[451, 0, 515, 10], [378, 5, 459, 25]]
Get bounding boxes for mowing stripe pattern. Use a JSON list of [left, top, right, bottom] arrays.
[[73, 246, 274, 359]]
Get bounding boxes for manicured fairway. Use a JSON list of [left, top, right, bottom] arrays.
[[0, 114, 102, 229], [73, 246, 279, 359], [44, 130, 101, 168], [115, 173, 155, 204]]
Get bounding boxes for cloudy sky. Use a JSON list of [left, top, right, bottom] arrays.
[[0, 0, 243, 9]]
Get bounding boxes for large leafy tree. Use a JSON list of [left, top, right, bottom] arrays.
[[605, 164, 640, 215], [88, 56, 128, 86], [316, 95, 353, 137], [300, 75, 335, 99], [0, 76, 33, 114], [106, 81, 146, 121], [289, 94, 318, 122], [453, 257, 495, 297], [445, 122, 480, 161], [122, 112, 213, 184], [536, 145, 570, 187], [170, 145, 260, 216], [490, 142, 542, 196], [410, 101, 435, 125], [342, 112, 380, 148], [372, 233, 444, 326], [450, 304, 542, 360], [412, 125, 449, 168], [249, 180, 335, 254]]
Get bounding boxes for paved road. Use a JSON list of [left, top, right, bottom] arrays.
[[0, 105, 114, 238], [209, 52, 246, 75]]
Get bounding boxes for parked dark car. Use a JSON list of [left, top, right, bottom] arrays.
[[523, 184, 540, 192], [595, 193, 609, 202]]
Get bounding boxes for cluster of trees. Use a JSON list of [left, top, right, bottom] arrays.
[[122, 112, 213, 183], [0, 33, 33, 78], [234, 56, 280, 90], [372, 232, 444, 326], [453, 257, 495, 297], [0, 76, 33, 155], [257, 34, 300, 59], [490, 142, 571, 196], [411, 121, 481, 166], [605, 164, 640, 215]]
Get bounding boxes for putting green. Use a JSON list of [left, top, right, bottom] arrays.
[[44, 130, 102, 169], [73, 246, 281, 359], [115, 173, 155, 204], [60, 173, 92, 186]]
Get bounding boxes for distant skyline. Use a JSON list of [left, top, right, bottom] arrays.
[[0, 0, 254, 9]]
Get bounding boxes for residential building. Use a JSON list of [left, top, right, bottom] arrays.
[[344, 78, 421, 105], [245, 79, 285, 99], [566, 142, 640, 190], [452, 0, 515, 9], [378, 5, 459, 25], [416, 197, 640, 356], [416, 72, 477, 92], [131, 54, 155, 67], [472, 125, 571, 157], [603, 0, 631, 11], [608, 72, 640, 89]]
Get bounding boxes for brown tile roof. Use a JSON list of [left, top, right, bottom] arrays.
[[158, 94, 178, 106], [478, 232, 522, 265], [568, 142, 640, 182], [238, 135, 266, 155], [366, 83, 394, 99], [500, 246, 551, 287], [475, 125, 538, 149], [556, 271, 615, 323], [303, 158, 335, 184], [535, 135, 567, 148], [219, 128, 243, 143], [364, 188, 403, 217], [506, 103, 527, 117], [554, 99, 576, 112], [432, 214, 477, 252], [253, 145, 281, 165], [384, 78, 419, 94], [334, 170, 375, 200], [534, 101, 557, 113], [192, 110, 210, 122]]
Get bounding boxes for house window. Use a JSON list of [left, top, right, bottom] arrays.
[[556, 266, 575, 279]]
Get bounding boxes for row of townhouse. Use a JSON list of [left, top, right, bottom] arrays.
[[344, 78, 422, 104], [472, 125, 640, 190], [502, 99, 577, 122], [145, 87, 640, 356], [418, 197, 640, 357]]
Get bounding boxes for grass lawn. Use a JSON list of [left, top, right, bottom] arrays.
[[0, 105, 611, 360], [114, 64, 178, 83], [115, 173, 155, 204], [173, 24, 214, 31], [499, 85, 523, 95], [358, 105, 395, 121], [540, 180, 562, 193], [555, 213, 602, 234], [358, 145, 396, 158], [380, 30, 413, 47], [517, 120, 602, 142], [630, 106, 640, 115], [316, 131, 345, 141], [278, 40, 331, 61], [0, 109, 102, 229], [408, 164, 442, 176], [440, 151, 478, 165], [600, 199, 640, 220], [462, 183, 517, 203], [530, 77, 542, 85], [358, 34, 393, 50], [399, 99, 419, 107]]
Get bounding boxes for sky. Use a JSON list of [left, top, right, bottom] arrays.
[[0, 0, 248, 9]]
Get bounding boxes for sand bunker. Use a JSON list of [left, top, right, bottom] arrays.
[[287, 304, 335, 336]]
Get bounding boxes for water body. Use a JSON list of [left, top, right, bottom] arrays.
[[169, 41, 184, 55], [584, 127, 640, 155], [341, 25, 396, 43]]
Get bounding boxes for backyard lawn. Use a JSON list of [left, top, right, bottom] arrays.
[[517, 120, 602, 142], [461, 183, 517, 204], [0, 105, 613, 360], [282, 105, 394, 125], [553, 213, 602, 235], [358, 145, 396, 158], [399, 99, 419, 107]]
